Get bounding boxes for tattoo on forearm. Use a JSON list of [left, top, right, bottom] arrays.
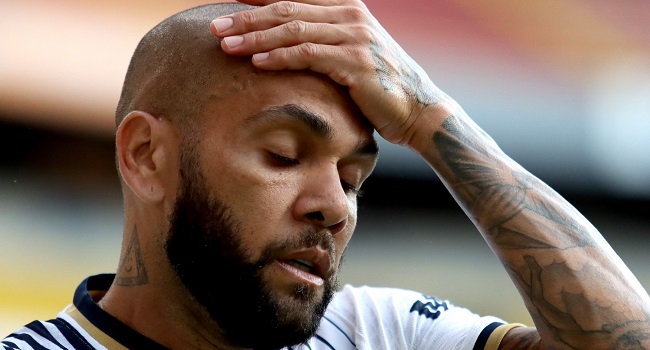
[[509, 257, 650, 348], [433, 116, 592, 250], [432, 115, 650, 348], [115, 226, 148, 286], [369, 37, 437, 108]]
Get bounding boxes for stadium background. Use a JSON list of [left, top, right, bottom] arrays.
[[1, 0, 649, 335]]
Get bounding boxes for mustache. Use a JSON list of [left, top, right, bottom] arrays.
[[255, 229, 336, 268]]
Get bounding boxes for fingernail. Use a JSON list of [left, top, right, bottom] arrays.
[[253, 52, 270, 62], [223, 35, 244, 48], [212, 17, 233, 33]]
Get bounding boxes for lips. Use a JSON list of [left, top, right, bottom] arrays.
[[276, 247, 333, 282], [287, 259, 317, 274]]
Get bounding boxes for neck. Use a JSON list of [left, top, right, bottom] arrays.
[[99, 271, 245, 350]]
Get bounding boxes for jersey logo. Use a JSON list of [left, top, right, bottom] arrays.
[[410, 296, 449, 320]]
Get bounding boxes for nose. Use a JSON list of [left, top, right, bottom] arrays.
[[293, 166, 350, 235]]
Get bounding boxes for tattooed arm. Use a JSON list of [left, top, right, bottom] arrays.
[[212, 0, 650, 347], [422, 105, 650, 349]]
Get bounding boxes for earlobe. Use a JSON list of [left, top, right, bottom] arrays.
[[116, 111, 177, 203]]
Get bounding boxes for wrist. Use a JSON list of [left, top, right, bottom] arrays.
[[406, 98, 463, 155]]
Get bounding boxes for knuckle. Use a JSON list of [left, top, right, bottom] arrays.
[[249, 30, 265, 45], [238, 10, 257, 28], [285, 20, 307, 36], [273, 1, 299, 20], [297, 42, 319, 57], [352, 0, 370, 11], [353, 24, 375, 43], [343, 6, 368, 23], [347, 46, 367, 62]]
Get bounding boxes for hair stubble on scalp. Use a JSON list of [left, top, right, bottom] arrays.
[[114, 2, 255, 144]]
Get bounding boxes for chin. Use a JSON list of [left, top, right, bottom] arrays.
[[261, 270, 334, 330], [264, 276, 325, 315]]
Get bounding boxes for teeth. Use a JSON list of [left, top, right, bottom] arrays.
[[295, 259, 314, 268], [290, 259, 315, 273]]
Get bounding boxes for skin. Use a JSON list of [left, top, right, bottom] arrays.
[[208, 0, 650, 349], [180, 73, 378, 348], [105, 63, 377, 348]]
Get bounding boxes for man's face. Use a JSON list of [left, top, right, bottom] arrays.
[[165, 71, 378, 349]]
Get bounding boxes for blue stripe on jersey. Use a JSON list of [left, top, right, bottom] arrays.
[[2, 341, 20, 349], [472, 321, 503, 350], [50, 318, 95, 350], [75, 275, 168, 349], [314, 334, 335, 350], [24, 321, 67, 349], [3, 333, 50, 350], [322, 316, 356, 347]]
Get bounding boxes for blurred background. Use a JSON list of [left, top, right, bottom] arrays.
[[1, 0, 649, 336]]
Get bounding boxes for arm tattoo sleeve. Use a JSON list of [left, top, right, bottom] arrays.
[[430, 114, 650, 349]]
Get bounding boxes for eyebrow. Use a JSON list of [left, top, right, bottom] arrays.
[[355, 139, 380, 157], [246, 104, 332, 139], [246, 104, 379, 157]]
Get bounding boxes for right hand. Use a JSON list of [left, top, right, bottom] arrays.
[[210, 0, 453, 148]]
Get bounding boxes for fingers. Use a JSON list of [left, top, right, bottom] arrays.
[[211, 2, 369, 37], [211, 1, 374, 59], [251, 43, 370, 87], [234, 0, 351, 7], [213, 2, 330, 37], [217, 21, 365, 56], [212, 0, 439, 146], [209, 0, 379, 86]]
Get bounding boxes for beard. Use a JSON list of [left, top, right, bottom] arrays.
[[165, 145, 339, 349]]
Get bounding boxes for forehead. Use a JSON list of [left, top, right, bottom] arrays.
[[202, 70, 375, 141]]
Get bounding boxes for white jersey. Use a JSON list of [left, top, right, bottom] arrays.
[[2, 274, 518, 349]]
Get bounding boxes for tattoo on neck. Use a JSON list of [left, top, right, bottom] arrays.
[[115, 226, 149, 286]]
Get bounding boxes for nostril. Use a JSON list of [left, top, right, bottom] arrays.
[[305, 211, 325, 221], [328, 219, 346, 235]]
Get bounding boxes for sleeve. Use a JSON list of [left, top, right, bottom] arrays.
[[324, 285, 522, 350]]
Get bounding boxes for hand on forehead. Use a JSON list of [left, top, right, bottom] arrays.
[[210, 0, 442, 148]]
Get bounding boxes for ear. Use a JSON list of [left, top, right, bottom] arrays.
[[116, 111, 178, 203]]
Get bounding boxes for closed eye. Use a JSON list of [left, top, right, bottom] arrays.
[[341, 181, 363, 197], [269, 152, 299, 167]]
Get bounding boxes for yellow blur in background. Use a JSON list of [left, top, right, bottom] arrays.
[[2, 0, 650, 337]]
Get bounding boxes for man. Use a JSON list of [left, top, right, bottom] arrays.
[[3, 0, 649, 349]]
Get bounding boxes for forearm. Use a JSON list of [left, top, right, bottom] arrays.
[[414, 103, 650, 348]]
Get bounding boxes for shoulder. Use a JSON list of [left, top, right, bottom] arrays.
[[316, 285, 509, 350], [2, 317, 95, 350], [328, 284, 457, 321]]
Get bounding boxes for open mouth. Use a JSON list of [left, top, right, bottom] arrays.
[[275, 247, 332, 286], [286, 259, 318, 276]]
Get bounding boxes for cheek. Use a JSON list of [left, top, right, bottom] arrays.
[[212, 164, 300, 246], [336, 210, 357, 252], [207, 149, 297, 213]]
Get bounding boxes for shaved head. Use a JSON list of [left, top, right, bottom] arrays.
[[110, 4, 378, 348], [115, 3, 255, 134]]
